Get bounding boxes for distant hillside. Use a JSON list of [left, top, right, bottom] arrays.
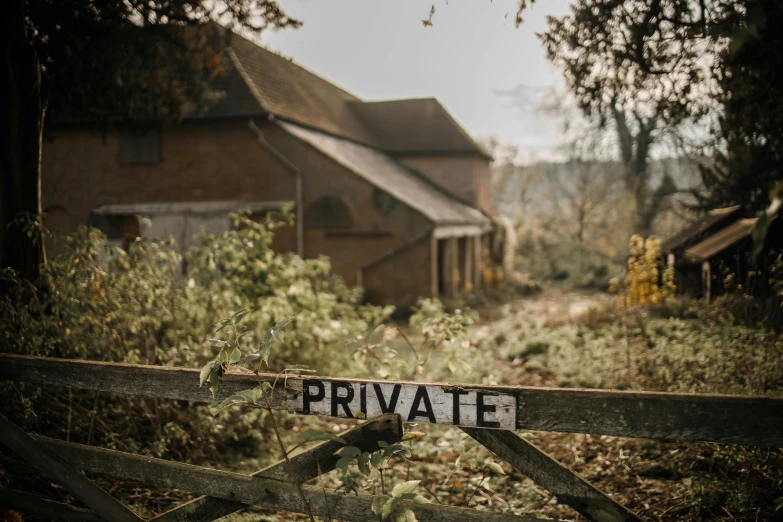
[[493, 157, 703, 226]]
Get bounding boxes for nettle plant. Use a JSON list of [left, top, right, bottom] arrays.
[[199, 309, 429, 522]]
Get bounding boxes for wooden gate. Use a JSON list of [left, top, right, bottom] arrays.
[[2, 354, 782, 521]]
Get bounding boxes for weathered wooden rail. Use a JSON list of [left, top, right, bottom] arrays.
[[3, 354, 781, 445], [2, 353, 782, 522]]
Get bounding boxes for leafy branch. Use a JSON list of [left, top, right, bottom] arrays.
[[199, 310, 316, 522]]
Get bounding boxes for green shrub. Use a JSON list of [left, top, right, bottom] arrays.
[[0, 212, 393, 502]]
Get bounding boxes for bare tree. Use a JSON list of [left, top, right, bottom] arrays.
[[537, 88, 681, 236]]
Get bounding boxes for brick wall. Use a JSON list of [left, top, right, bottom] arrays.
[[474, 159, 493, 216], [262, 123, 434, 288], [396, 155, 493, 215], [360, 234, 434, 309], [41, 121, 297, 238], [41, 119, 441, 307]]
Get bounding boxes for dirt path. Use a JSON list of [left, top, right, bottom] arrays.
[[474, 285, 612, 330]]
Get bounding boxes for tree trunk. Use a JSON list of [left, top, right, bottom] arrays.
[[1, 0, 45, 288], [613, 108, 666, 237]]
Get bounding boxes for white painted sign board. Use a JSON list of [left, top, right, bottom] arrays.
[[288, 379, 517, 430]]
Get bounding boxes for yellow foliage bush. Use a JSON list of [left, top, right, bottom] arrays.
[[614, 235, 676, 305]]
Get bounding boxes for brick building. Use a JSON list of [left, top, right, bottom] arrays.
[[41, 29, 494, 308]]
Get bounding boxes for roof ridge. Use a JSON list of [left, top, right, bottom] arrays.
[[357, 96, 437, 104], [429, 100, 492, 159], [348, 97, 491, 159], [225, 47, 268, 114]]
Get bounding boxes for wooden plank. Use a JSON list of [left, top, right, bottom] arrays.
[[150, 413, 403, 522], [0, 413, 142, 522], [463, 428, 644, 522], [0, 488, 104, 522], [36, 436, 547, 522], [2, 354, 783, 445]]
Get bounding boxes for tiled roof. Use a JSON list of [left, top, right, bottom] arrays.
[[208, 31, 377, 145], [199, 29, 487, 157], [197, 48, 265, 119], [685, 218, 758, 262], [661, 205, 742, 253], [280, 122, 490, 226], [349, 98, 491, 158]]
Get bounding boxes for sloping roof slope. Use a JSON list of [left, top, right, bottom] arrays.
[[220, 32, 377, 145], [349, 98, 491, 158], [685, 218, 758, 262], [200, 28, 487, 156], [661, 205, 742, 253], [280, 122, 489, 226], [199, 49, 265, 119]]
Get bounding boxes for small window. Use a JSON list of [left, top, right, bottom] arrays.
[[119, 129, 162, 164], [305, 196, 353, 228], [372, 187, 397, 215]]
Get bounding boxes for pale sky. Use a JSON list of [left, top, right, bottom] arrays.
[[262, 0, 572, 161]]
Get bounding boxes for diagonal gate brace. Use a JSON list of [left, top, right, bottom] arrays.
[[149, 413, 403, 522], [0, 413, 143, 522], [462, 428, 645, 522]]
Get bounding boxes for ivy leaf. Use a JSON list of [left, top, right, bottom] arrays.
[[208, 366, 221, 396], [372, 495, 390, 516], [357, 452, 371, 474], [219, 394, 249, 407], [214, 319, 231, 333], [273, 316, 294, 331], [239, 353, 261, 371], [334, 446, 362, 459], [486, 462, 506, 475], [370, 453, 387, 468], [233, 309, 252, 325], [199, 361, 215, 387], [336, 456, 353, 474], [391, 480, 420, 498], [298, 430, 346, 444], [209, 338, 227, 347], [381, 497, 398, 518], [257, 340, 272, 366], [240, 388, 264, 403], [396, 507, 418, 522], [229, 347, 242, 364]]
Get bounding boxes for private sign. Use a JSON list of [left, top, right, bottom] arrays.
[[290, 379, 517, 430]]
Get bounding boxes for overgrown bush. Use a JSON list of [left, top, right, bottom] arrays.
[[1, 212, 392, 370], [0, 212, 394, 514], [611, 235, 675, 305]]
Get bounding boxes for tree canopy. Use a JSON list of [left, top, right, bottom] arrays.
[[538, 0, 781, 214], [698, 0, 783, 211], [28, 0, 300, 121], [2, 0, 299, 286]]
